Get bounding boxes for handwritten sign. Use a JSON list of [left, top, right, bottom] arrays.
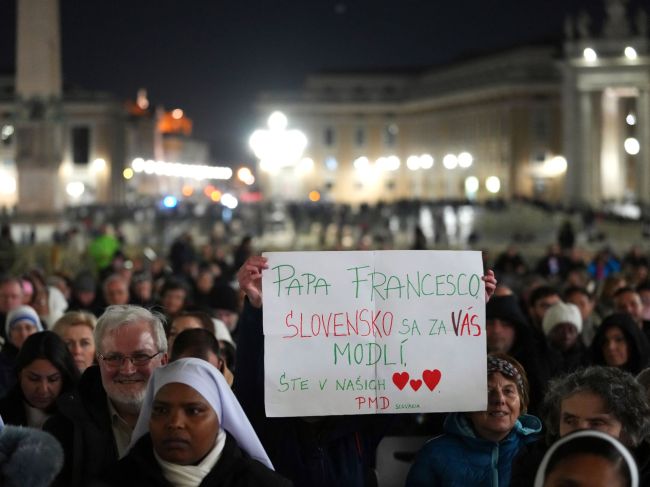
[[262, 250, 487, 417]]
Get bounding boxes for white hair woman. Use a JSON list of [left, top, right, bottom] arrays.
[[96, 358, 291, 486]]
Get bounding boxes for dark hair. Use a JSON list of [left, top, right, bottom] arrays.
[[542, 366, 650, 447], [209, 284, 240, 314], [160, 278, 190, 296], [563, 285, 593, 301], [15, 331, 80, 394], [529, 285, 559, 308], [614, 286, 640, 300], [170, 328, 222, 363], [171, 310, 215, 335], [220, 341, 236, 371], [543, 433, 633, 485], [591, 313, 650, 375]]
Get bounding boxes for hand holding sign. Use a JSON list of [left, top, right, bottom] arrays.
[[237, 255, 268, 308]]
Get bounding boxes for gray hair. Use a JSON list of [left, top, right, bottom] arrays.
[[94, 305, 167, 354], [102, 274, 128, 293], [543, 366, 650, 447]]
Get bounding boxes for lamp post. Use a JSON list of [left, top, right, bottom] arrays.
[[249, 111, 308, 200]]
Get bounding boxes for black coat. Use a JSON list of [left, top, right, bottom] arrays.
[[233, 300, 387, 487], [0, 384, 28, 427], [43, 365, 119, 487], [93, 432, 292, 487], [0, 343, 18, 398]]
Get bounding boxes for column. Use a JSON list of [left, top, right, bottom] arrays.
[[636, 89, 650, 207]]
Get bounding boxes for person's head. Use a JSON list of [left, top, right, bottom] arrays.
[[600, 275, 627, 303], [15, 331, 79, 411], [637, 282, 650, 321], [95, 305, 168, 414], [170, 328, 225, 372], [103, 274, 130, 306], [0, 277, 23, 314], [130, 271, 153, 303], [213, 318, 236, 371], [52, 311, 97, 372], [195, 268, 214, 294], [613, 287, 644, 324], [209, 285, 240, 332], [529, 286, 561, 327], [542, 366, 650, 448], [591, 313, 649, 374], [542, 301, 583, 352], [168, 311, 215, 350], [564, 286, 595, 321], [72, 272, 96, 306], [467, 353, 529, 442], [129, 358, 271, 468], [534, 430, 638, 487], [160, 279, 190, 317], [485, 295, 528, 354], [5, 305, 43, 349]]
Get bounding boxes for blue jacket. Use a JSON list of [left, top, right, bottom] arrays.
[[406, 412, 541, 487]]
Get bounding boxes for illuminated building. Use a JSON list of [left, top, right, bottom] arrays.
[[0, 0, 217, 217], [253, 0, 649, 208]]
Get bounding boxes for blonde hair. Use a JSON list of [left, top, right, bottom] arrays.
[[53, 311, 97, 337]]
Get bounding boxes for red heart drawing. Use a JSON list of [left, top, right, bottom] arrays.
[[410, 379, 422, 391], [392, 372, 409, 390], [423, 369, 442, 391]]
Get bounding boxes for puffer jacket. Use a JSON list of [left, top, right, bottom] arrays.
[[406, 412, 541, 487]]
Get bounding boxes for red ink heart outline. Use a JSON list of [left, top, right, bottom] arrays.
[[423, 369, 442, 391], [410, 379, 422, 391], [392, 372, 409, 390]]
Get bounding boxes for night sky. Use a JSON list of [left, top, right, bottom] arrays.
[[0, 0, 639, 163]]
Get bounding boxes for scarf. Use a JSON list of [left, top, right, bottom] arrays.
[[154, 429, 226, 487]]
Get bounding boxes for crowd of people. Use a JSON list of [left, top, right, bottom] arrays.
[[0, 226, 648, 486]]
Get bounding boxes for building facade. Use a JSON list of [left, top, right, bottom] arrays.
[[0, 0, 213, 218], [254, 0, 649, 209]]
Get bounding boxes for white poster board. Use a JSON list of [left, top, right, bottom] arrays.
[[262, 250, 487, 417]]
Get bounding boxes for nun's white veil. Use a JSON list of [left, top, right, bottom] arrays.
[[533, 430, 639, 487], [129, 357, 273, 470]]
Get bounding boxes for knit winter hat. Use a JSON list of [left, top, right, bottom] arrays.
[[486, 295, 529, 329], [542, 301, 582, 336], [5, 305, 43, 338]]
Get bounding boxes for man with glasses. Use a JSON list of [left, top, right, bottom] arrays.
[[45, 305, 167, 487]]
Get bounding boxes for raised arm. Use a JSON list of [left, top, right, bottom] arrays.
[[236, 255, 268, 308]]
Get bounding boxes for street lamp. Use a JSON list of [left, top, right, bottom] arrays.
[[443, 154, 458, 169], [249, 111, 308, 173], [486, 176, 501, 194], [624, 137, 640, 155]]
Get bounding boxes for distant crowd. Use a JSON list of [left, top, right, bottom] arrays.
[[0, 220, 647, 486]]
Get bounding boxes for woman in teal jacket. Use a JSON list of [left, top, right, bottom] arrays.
[[407, 353, 542, 487]]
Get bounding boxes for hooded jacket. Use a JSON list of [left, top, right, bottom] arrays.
[[486, 295, 550, 413], [406, 412, 541, 487], [591, 312, 650, 375]]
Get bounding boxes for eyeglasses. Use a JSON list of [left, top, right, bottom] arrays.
[[98, 351, 163, 368]]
